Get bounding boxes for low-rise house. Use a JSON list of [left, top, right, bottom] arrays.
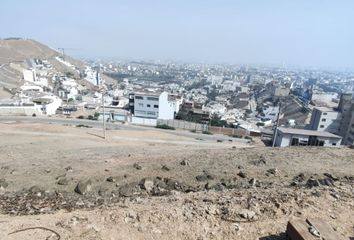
[[274, 127, 342, 147], [32, 95, 62, 115]]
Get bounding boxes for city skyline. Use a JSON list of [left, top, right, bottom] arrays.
[[1, 0, 354, 70]]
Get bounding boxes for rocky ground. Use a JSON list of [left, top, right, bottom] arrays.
[[0, 120, 353, 239]]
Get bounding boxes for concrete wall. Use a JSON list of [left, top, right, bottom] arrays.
[[98, 112, 127, 122], [132, 116, 157, 126], [157, 119, 208, 131], [208, 126, 247, 136], [0, 106, 40, 116]]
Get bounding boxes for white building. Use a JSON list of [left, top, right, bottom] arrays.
[[308, 107, 340, 134], [274, 127, 342, 147], [131, 91, 181, 120], [23, 69, 36, 82], [32, 95, 62, 116]]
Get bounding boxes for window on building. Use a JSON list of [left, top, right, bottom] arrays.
[[147, 111, 156, 115], [147, 97, 159, 101], [321, 119, 326, 122], [135, 96, 143, 100], [332, 143, 337, 146], [147, 104, 151, 107], [320, 125, 324, 128], [154, 105, 159, 108], [323, 113, 327, 115]]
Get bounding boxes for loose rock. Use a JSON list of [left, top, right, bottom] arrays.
[[180, 160, 190, 166], [75, 180, 92, 195], [161, 165, 170, 171], [238, 171, 247, 178], [133, 163, 142, 170], [0, 178, 8, 189], [57, 177, 69, 185]]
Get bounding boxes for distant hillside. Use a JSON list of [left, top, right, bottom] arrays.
[[0, 38, 84, 89]]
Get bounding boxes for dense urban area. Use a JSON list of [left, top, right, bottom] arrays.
[[0, 38, 353, 240]]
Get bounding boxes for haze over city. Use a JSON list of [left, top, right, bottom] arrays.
[[1, 0, 354, 70], [0, 1, 354, 239]]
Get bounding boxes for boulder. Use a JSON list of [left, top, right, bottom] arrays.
[[65, 166, 73, 172], [306, 178, 320, 188], [119, 183, 139, 197], [161, 165, 170, 171], [106, 176, 116, 182], [237, 171, 247, 178], [249, 178, 258, 186], [133, 163, 142, 170], [238, 209, 256, 220], [267, 168, 278, 175], [74, 180, 92, 195], [0, 178, 8, 189], [323, 173, 339, 181], [139, 178, 154, 192], [57, 177, 69, 185], [180, 160, 190, 166], [195, 175, 207, 182]]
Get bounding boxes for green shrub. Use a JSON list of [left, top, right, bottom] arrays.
[[155, 124, 175, 130], [190, 129, 196, 133], [77, 115, 84, 119]]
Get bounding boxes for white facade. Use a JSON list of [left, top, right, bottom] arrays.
[[23, 69, 36, 82], [133, 93, 160, 119], [158, 92, 177, 120], [33, 95, 62, 116], [309, 107, 340, 134], [133, 91, 179, 120], [274, 127, 342, 147]]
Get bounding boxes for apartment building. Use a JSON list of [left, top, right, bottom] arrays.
[[309, 107, 340, 134], [129, 91, 182, 120], [308, 93, 354, 145], [337, 93, 354, 145]]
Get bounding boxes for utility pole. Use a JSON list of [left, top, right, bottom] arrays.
[[58, 48, 65, 61], [98, 66, 106, 139], [102, 91, 106, 139], [272, 102, 281, 147]]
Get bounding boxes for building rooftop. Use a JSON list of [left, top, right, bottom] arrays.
[[134, 91, 161, 97], [313, 106, 337, 112], [278, 127, 342, 139]]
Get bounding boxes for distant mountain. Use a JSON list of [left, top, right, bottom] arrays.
[[0, 38, 85, 90]]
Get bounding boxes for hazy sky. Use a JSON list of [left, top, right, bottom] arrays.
[[1, 0, 354, 69]]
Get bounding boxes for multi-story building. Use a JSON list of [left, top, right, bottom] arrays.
[[308, 93, 354, 145], [308, 107, 340, 134], [338, 93, 354, 145], [130, 91, 182, 120], [338, 93, 354, 143]]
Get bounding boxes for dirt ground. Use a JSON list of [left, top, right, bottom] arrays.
[[0, 121, 353, 239]]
